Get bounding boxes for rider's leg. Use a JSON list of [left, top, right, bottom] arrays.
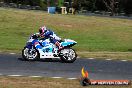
[[52, 33, 61, 41], [32, 40, 42, 50], [51, 38, 63, 51]]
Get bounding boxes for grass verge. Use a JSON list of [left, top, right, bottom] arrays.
[[0, 76, 131, 88], [0, 7, 132, 59], [78, 51, 132, 60]]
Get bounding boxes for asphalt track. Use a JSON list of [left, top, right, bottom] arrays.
[[0, 53, 132, 80]]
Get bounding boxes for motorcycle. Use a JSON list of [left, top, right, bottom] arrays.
[[22, 34, 77, 63]]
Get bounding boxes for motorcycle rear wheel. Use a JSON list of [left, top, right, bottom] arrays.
[[60, 48, 77, 63]]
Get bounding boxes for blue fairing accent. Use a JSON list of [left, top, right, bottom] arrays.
[[32, 39, 39, 44], [61, 42, 76, 47], [32, 39, 43, 49], [35, 44, 42, 49], [25, 42, 32, 49], [44, 30, 53, 37]]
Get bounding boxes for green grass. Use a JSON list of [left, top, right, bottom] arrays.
[[0, 7, 132, 53], [0, 76, 131, 88], [78, 51, 132, 60]]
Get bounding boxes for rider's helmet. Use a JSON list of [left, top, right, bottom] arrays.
[[39, 26, 47, 35]]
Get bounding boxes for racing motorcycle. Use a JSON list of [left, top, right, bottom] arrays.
[[22, 34, 77, 63]]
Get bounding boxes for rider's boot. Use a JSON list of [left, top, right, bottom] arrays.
[[55, 41, 63, 52]]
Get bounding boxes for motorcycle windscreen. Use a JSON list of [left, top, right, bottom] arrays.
[[61, 42, 76, 47]]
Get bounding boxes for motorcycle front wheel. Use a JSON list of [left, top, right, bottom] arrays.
[[22, 47, 39, 61]]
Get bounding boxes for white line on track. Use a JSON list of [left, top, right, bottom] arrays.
[[9, 53, 16, 55], [51, 77, 62, 79], [29, 76, 42, 78], [8, 75, 23, 77], [0, 74, 3, 76], [106, 59, 112, 61], [88, 58, 95, 60], [77, 56, 80, 58], [121, 60, 127, 62], [67, 78, 77, 80], [0, 74, 79, 80]]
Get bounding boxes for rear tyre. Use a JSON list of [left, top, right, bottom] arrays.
[[22, 47, 39, 61], [59, 48, 77, 63]]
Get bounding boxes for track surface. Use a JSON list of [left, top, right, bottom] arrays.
[[0, 53, 132, 80]]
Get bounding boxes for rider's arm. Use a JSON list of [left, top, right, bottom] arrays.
[[44, 30, 53, 38], [31, 33, 40, 39]]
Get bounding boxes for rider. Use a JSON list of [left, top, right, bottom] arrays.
[[33, 26, 63, 52]]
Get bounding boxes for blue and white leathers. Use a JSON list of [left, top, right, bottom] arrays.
[[41, 29, 61, 43], [22, 33, 77, 63], [24, 34, 77, 58]]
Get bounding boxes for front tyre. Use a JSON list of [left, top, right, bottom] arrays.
[[22, 48, 39, 61], [59, 48, 77, 63]]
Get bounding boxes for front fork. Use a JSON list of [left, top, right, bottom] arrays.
[[29, 46, 36, 54]]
